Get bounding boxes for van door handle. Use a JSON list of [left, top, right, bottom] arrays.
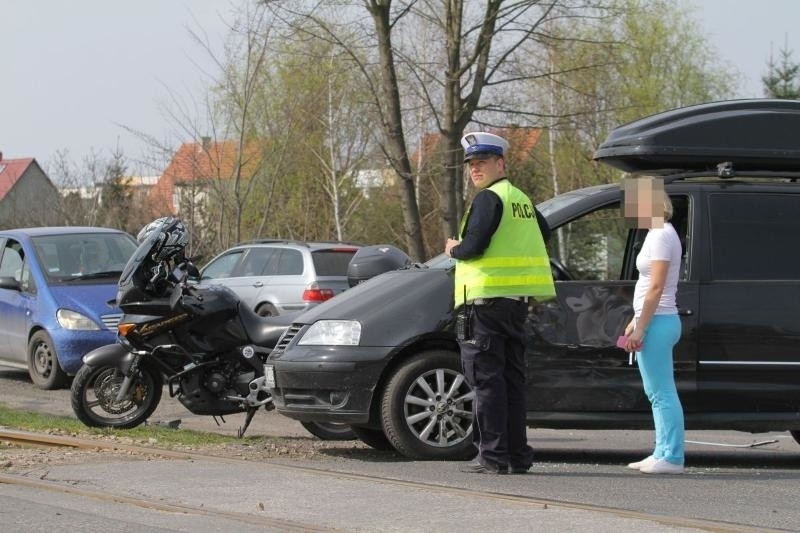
[[252, 281, 264, 288], [678, 308, 693, 316]]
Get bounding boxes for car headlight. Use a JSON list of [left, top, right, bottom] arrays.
[[298, 320, 361, 346], [56, 309, 100, 330]]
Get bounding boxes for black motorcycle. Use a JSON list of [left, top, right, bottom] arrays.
[[70, 218, 345, 438]]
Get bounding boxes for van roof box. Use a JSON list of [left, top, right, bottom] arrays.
[[593, 99, 800, 174]]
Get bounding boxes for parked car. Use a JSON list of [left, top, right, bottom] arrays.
[[200, 240, 361, 316], [0, 227, 138, 389], [265, 99, 800, 459]]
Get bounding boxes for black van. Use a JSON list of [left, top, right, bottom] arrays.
[[266, 99, 800, 460]]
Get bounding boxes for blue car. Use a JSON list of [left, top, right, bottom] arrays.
[[0, 227, 138, 389]]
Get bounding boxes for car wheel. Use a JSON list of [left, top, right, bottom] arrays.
[[256, 303, 279, 317], [300, 421, 356, 440], [27, 330, 69, 390], [790, 430, 800, 445], [380, 350, 476, 460], [351, 426, 395, 451]]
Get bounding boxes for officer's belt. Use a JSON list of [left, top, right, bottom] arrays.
[[467, 296, 528, 305]]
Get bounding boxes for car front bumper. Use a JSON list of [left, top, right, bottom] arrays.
[[51, 328, 118, 374], [267, 345, 392, 425]]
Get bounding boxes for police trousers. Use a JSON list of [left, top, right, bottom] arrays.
[[458, 297, 534, 470]]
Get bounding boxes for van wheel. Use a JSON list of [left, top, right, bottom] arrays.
[[28, 330, 69, 390], [351, 426, 395, 451], [256, 303, 279, 317], [300, 421, 356, 440], [790, 430, 800, 445], [380, 350, 476, 460]]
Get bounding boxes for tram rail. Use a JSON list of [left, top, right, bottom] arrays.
[[0, 429, 773, 532]]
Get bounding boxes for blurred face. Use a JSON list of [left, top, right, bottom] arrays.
[[466, 156, 505, 189], [623, 177, 665, 229]]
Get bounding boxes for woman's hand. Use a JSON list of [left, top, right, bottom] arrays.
[[626, 327, 644, 352], [624, 319, 635, 336]]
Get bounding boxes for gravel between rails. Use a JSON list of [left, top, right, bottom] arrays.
[[0, 427, 391, 476]]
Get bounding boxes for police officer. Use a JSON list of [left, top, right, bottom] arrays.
[[445, 131, 555, 474]]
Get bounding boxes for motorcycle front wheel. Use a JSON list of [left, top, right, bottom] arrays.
[[70, 363, 163, 429]]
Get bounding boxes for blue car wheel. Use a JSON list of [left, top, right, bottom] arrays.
[[27, 330, 69, 390]]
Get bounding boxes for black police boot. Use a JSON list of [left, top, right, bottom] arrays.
[[460, 461, 508, 475]]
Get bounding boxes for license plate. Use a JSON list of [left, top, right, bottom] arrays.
[[265, 364, 276, 388]]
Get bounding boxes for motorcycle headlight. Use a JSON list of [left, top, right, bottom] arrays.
[[297, 320, 361, 346], [56, 309, 100, 330]]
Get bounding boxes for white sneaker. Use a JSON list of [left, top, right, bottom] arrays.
[[639, 458, 684, 475], [627, 455, 656, 470]]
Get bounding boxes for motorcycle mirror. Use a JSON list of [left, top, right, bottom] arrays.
[[186, 263, 200, 278], [169, 282, 183, 310], [170, 265, 188, 284]]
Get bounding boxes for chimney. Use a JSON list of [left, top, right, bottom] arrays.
[[0, 151, 3, 162], [201, 136, 211, 151]]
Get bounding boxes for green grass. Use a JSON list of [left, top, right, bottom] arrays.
[[0, 402, 257, 447]]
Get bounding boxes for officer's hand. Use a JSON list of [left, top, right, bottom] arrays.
[[445, 238, 460, 257]]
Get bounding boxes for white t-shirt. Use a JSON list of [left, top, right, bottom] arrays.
[[633, 222, 682, 317]]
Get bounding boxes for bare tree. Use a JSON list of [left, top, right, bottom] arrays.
[[265, 1, 428, 258], [310, 70, 369, 241], [263, 1, 617, 258]]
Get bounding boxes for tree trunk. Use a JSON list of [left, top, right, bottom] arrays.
[[441, 134, 463, 238], [369, 1, 425, 259]]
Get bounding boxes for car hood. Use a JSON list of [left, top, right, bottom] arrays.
[[49, 284, 121, 318], [294, 267, 454, 346]]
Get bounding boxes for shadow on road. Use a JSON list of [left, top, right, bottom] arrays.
[[317, 442, 800, 470]]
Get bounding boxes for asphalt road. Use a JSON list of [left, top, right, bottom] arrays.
[[2, 366, 800, 531]]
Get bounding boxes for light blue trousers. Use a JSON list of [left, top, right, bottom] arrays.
[[636, 313, 684, 465]]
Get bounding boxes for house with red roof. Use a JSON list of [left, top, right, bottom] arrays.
[[148, 138, 262, 216], [0, 153, 61, 228]]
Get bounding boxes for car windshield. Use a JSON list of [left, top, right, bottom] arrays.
[[312, 248, 359, 276], [424, 253, 455, 270], [537, 184, 618, 219], [32, 232, 138, 283]]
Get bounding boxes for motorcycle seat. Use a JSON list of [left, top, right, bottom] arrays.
[[238, 303, 297, 348]]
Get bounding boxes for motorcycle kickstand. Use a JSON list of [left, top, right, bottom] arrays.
[[237, 407, 257, 438]]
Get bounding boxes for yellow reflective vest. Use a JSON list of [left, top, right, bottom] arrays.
[[454, 180, 555, 307]]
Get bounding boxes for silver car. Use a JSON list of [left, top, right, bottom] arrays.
[[199, 240, 360, 316]]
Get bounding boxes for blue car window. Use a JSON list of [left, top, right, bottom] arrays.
[[0, 240, 24, 281], [19, 260, 35, 294]]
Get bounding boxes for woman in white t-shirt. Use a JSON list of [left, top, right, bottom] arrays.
[[622, 177, 684, 475]]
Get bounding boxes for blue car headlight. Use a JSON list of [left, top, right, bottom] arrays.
[[56, 309, 100, 330], [297, 320, 361, 346]]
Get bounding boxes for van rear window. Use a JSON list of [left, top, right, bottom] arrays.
[[312, 249, 358, 276]]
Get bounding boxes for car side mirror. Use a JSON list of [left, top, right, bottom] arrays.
[[0, 276, 21, 291]]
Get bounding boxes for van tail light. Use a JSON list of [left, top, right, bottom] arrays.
[[302, 283, 335, 302]]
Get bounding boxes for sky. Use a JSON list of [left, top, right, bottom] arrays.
[[1, 0, 799, 176]]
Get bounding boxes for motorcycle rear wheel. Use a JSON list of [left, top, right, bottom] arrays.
[[71, 363, 163, 429]]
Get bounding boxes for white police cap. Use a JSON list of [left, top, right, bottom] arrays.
[[460, 132, 509, 162]]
